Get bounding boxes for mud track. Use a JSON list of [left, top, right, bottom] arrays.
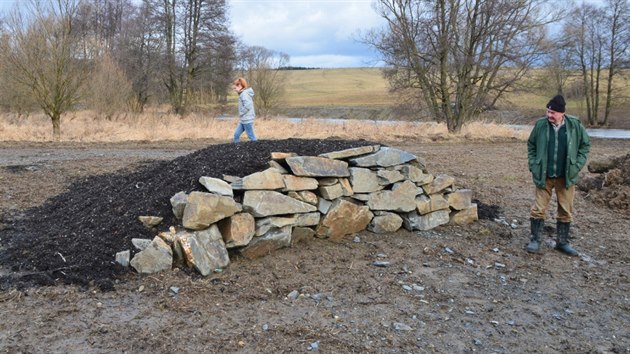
[[1, 138, 629, 353]]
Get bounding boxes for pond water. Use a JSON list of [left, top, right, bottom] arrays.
[[508, 125, 630, 139], [585, 128, 630, 139]]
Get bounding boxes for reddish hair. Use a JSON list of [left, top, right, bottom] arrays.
[[233, 77, 248, 89]]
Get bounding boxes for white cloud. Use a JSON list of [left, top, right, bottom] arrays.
[[229, 0, 385, 67], [0, 0, 384, 68]]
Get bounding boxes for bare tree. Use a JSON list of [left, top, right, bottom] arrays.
[[366, 0, 559, 133], [194, 5, 236, 106], [115, 0, 164, 112], [539, 38, 575, 98], [199, 32, 236, 105], [147, 0, 233, 114], [563, 1, 630, 127], [0, 25, 39, 115], [0, 0, 89, 140], [237, 45, 289, 116], [567, 4, 606, 126], [602, 0, 630, 126], [85, 54, 134, 119], [73, 0, 128, 59]]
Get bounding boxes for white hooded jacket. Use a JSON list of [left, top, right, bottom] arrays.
[[238, 87, 255, 124]]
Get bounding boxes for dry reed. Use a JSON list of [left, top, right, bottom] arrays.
[[0, 111, 529, 143]]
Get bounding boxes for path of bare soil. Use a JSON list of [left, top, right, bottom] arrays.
[[1, 138, 629, 353]]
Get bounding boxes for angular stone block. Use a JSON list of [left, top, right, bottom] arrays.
[[295, 212, 321, 227], [255, 215, 297, 237], [338, 178, 354, 196], [116, 250, 130, 267], [422, 174, 455, 194], [130, 236, 173, 274], [349, 167, 383, 193], [232, 168, 285, 190], [218, 212, 255, 248], [178, 225, 229, 276], [415, 194, 449, 215], [318, 145, 380, 160], [182, 191, 241, 230], [138, 216, 163, 228], [283, 175, 318, 191], [319, 183, 344, 200], [240, 226, 292, 259], [271, 152, 297, 160], [243, 190, 317, 217], [367, 180, 416, 212], [288, 190, 319, 205], [285, 156, 349, 177], [316, 198, 374, 241], [449, 204, 478, 225], [397, 165, 432, 184], [402, 210, 450, 231], [368, 211, 403, 233], [349, 147, 417, 168], [318, 197, 332, 214], [170, 191, 188, 220], [446, 189, 473, 210], [199, 176, 233, 197], [376, 169, 405, 185]]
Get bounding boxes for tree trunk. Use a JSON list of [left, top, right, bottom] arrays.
[[593, 56, 602, 125], [51, 114, 61, 141], [581, 63, 593, 125], [603, 66, 613, 126]]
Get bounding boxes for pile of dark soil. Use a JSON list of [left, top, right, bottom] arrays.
[[0, 139, 376, 291], [579, 153, 630, 210], [472, 199, 502, 220]]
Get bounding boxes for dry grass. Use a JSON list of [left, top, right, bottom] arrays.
[[0, 111, 529, 143], [282, 68, 392, 107], [282, 68, 630, 123]]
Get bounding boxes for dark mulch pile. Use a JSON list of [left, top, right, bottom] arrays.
[[473, 199, 502, 220], [0, 139, 377, 291]]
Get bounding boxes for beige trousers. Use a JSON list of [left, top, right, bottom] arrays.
[[530, 177, 575, 223]]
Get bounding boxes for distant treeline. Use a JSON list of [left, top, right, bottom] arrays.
[[278, 66, 320, 71]]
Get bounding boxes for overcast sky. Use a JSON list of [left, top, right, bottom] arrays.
[[229, 0, 385, 68], [0, 0, 384, 68]]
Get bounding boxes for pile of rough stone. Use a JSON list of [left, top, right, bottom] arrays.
[[116, 145, 478, 276]]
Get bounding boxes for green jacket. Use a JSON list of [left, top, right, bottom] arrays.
[[527, 115, 591, 188]]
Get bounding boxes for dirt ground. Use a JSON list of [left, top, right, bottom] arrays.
[[1, 138, 629, 353]]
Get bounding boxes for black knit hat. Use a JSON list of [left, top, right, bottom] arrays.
[[547, 95, 566, 113]]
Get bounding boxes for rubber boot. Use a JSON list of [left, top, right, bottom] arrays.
[[527, 218, 544, 253], [555, 221, 578, 256]]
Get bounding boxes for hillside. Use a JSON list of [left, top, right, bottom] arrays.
[[258, 67, 630, 128]]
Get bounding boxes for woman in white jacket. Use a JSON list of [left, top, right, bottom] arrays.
[[232, 77, 257, 143]]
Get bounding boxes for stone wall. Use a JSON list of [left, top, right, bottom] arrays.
[[120, 145, 478, 275]]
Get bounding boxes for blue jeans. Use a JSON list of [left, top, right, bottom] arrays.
[[233, 122, 257, 143]]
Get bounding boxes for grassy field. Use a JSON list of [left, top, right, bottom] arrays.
[[275, 67, 554, 110], [236, 67, 551, 122], [280, 68, 392, 107], [0, 111, 529, 142], [272, 67, 630, 127]]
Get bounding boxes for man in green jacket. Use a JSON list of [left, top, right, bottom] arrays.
[[527, 95, 591, 256]]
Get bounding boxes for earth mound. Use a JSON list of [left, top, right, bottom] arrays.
[[0, 139, 376, 290], [578, 153, 630, 210]]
